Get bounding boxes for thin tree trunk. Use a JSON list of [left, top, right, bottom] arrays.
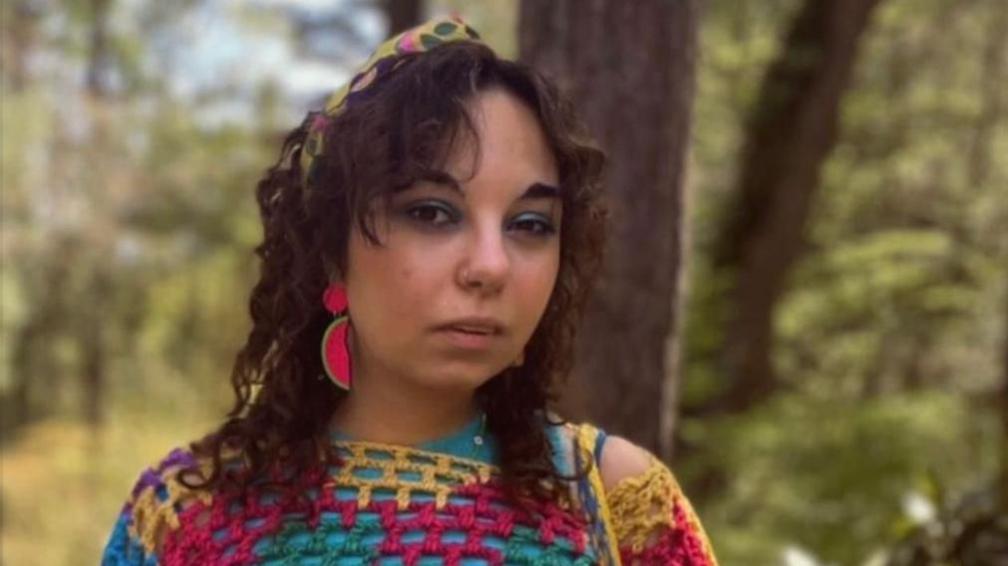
[[6, 250, 72, 431], [382, 0, 422, 36], [3, 1, 43, 91], [519, 1, 698, 458], [86, 0, 113, 98], [81, 0, 115, 426], [9, 323, 39, 428], [968, 3, 1006, 189], [80, 268, 111, 426], [1001, 292, 1008, 511], [708, 0, 882, 413]]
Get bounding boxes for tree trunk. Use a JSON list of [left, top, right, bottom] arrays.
[[1001, 292, 1008, 511], [382, 0, 422, 36], [708, 0, 882, 414], [86, 0, 113, 98], [3, 1, 43, 91], [5, 247, 73, 431], [80, 268, 111, 426], [968, 1, 1006, 190], [519, 0, 698, 458]]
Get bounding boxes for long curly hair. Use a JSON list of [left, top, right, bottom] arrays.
[[183, 40, 608, 504]]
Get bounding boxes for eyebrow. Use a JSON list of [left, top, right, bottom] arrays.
[[427, 180, 561, 200], [519, 182, 561, 200]]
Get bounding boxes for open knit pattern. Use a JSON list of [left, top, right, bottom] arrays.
[[607, 458, 717, 566], [102, 422, 718, 565]]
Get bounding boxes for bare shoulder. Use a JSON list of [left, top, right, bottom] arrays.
[[553, 421, 659, 492], [598, 435, 656, 492]]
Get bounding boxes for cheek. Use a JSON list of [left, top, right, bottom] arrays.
[[346, 231, 449, 323], [513, 246, 560, 321]]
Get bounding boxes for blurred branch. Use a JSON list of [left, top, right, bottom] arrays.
[[967, 2, 1007, 189], [1001, 289, 1008, 512], [85, 0, 113, 98], [2, 0, 44, 91], [695, 0, 883, 416]]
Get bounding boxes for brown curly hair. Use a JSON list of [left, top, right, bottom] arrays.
[[183, 40, 608, 504]]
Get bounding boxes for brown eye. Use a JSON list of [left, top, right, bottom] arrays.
[[508, 213, 556, 236], [404, 201, 460, 227]]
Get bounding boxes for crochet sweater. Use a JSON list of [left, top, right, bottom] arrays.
[[101, 417, 718, 565]]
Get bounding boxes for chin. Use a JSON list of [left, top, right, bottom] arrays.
[[416, 361, 503, 392]]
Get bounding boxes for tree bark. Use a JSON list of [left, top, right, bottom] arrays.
[[968, 2, 1007, 189], [5, 244, 74, 431], [518, 0, 698, 458], [86, 0, 114, 98], [707, 0, 882, 414], [3, 1, 43, 91], [382, 0, 422, 36], [80, 268, 111, 426], [1001, 291, 1008, 511]]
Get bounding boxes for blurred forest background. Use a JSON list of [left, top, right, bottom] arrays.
[[2, 0, 1006, 564]]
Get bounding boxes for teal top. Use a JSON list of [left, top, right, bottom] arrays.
[[328, 413, 502, 466]]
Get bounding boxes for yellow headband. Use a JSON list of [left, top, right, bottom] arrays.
[[300, 16, 482, 186]]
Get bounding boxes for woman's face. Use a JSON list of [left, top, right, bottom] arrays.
[[343, 88, 562, 395]]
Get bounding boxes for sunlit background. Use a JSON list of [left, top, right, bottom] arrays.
[[2, 1, 1005, 564]]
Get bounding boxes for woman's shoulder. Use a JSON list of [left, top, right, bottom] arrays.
[[124, 444, 215, 506], [103, 444, 214, 564], [556, 420, 719, 565], [596, 434, 656, 492], [544, 418, 655, 490]]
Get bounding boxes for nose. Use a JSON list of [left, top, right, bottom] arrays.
[[457, 224, 510, 294]]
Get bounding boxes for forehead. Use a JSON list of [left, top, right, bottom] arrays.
[[442, 89, 560, 190]]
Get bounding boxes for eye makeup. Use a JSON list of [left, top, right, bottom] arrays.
[[507, 210, 557, 236], [391, 181, 561, 237], [398, 199, 462, 230]]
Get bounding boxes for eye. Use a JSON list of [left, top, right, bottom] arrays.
[[509, 213, 556, 236], [403, 201, 459, 228]]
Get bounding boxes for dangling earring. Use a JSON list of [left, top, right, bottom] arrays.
[[321, 283, 352, 390]]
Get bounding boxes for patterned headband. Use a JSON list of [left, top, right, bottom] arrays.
[[300, 15, 483, 186]]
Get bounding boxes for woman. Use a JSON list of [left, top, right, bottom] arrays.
[[102, 17, 718, 565]]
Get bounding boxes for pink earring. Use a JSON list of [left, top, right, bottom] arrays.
[[321, 283, 352, 390]]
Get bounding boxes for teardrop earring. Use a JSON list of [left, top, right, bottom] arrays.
[[321, 283, 352, 390]]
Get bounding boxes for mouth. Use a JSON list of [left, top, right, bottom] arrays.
[[435, 317, 505, 337], [441, 322, 504, 334], [439, 325, 502, 336]]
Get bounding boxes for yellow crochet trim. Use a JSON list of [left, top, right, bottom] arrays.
[[125, 443, 497, 553], [607, 458, 676, 551], [127, 462, 213, 556], [330, 440, 497, 510], [607, 459, 719, 564], [574, 424, 623, 565]]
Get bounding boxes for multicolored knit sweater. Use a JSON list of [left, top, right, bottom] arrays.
[[102, 417, 718, 565]]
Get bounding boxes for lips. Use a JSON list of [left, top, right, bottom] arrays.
[[447, 325, 497, 335], [435, 317, 505, 336]]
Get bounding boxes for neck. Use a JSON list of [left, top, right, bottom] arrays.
[[329, 360, 480, 446]]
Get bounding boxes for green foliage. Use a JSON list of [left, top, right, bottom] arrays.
[[683, 0, 1007, 563], [0, 0, 270, 432], [1, 0, 1005, 563], [1, 2, 281, 562], [680, 392, 998, 564]]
